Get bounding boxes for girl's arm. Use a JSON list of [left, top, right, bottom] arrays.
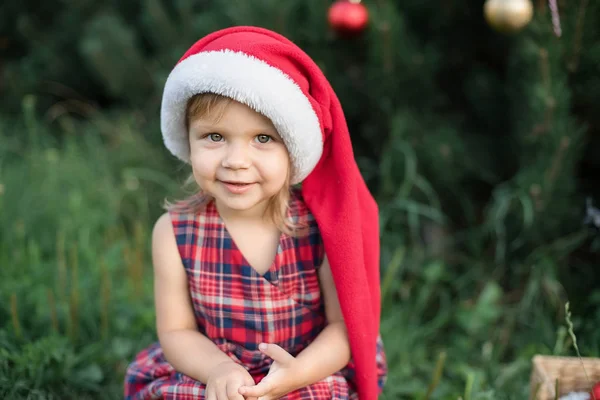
[[152, 213, 233, 383], [290, 255, 351, 387]]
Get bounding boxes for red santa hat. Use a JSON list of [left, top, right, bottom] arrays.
[[160, 26, 383, 399]]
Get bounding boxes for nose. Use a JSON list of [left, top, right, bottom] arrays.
[[221, 142, 251, 170]]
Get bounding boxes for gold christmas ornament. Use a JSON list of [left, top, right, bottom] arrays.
[[484, 0, 534, 33]]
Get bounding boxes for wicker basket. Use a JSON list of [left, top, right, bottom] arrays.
[[530, 355, 600, 399]]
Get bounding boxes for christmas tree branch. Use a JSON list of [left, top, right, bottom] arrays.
[[568, 0, 589, 72]]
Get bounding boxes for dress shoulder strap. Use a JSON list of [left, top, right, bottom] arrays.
[[168, 209, 207, 273]]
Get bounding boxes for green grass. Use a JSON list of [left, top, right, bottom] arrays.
[[1, 102, 598, 399]]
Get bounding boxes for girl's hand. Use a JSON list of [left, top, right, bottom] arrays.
[[206, 361, 257, 400], [238, 343, 300, 400]]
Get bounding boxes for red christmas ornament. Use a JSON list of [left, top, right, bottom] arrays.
[[327, 0, 369, 36], [591, 382, 600, 400]]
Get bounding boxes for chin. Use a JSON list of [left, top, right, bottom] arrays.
[[217, 191, 268, 212]]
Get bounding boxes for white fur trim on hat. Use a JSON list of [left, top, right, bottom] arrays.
[[160, 50, 323, 184]]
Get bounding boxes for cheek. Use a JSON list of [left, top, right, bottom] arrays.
[[190, 149, 219, 180], [258, 150, 290, 183]]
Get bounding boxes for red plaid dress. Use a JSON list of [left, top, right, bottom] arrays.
[[124, 189, 387, 399]]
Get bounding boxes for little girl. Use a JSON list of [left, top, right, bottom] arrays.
[[125, 26, 387, 400]]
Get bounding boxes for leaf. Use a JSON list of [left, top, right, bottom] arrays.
[[456, 282, 503, 335], [75, 363, 103, 383], [111, 337, 134, 359]]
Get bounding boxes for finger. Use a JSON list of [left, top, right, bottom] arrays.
[[205, 384, 216, 400], [258, 343, 294, 365], [238, 380, 271, 398], [226, 380, 244, 400], [217, 382, 229, 400], [244, 376, 256, 387], [241, 377, 259, 400]]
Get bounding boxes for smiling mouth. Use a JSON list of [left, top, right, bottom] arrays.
[[220, 180, 255, 194], [220, 181, 253, 186]]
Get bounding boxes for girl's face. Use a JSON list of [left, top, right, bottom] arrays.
[[188, 100, 290, 218]]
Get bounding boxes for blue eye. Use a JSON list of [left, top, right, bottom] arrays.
[[256, 135, 272, 144], [208, 133, 223, 142]]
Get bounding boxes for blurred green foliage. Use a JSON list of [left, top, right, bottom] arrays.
[[1, 0, 600, 398]]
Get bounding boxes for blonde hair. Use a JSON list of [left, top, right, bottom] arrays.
[[164, 93, 304, 236]]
